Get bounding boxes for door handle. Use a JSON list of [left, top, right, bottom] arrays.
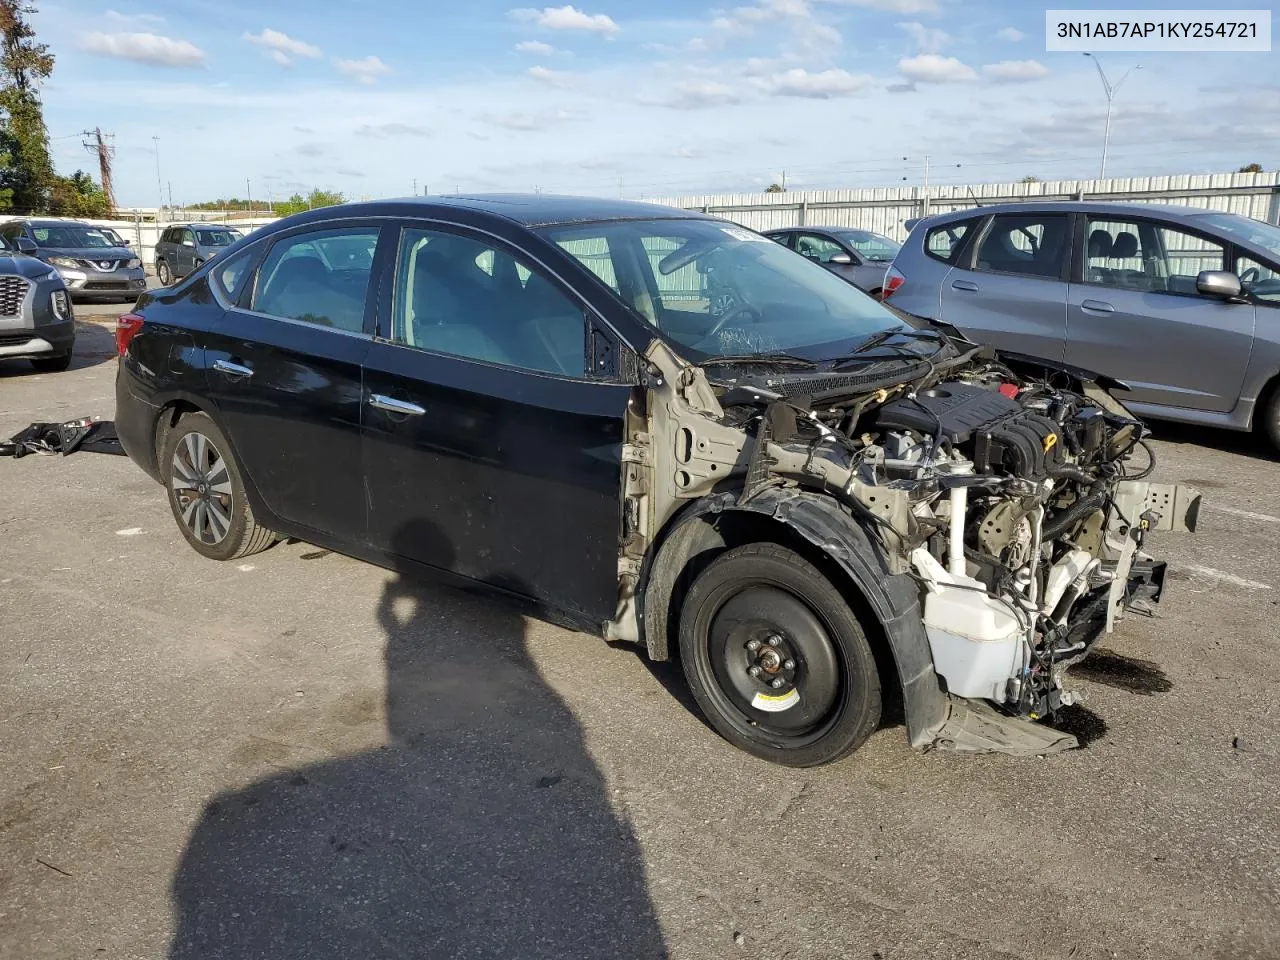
[[369, 394, 426, 416], [213, 358, 254, 378], [951, 279, 979, 292], [1080, 299, 1115, 314]]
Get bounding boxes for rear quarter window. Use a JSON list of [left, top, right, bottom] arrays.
[[924, 219, 977, 264]]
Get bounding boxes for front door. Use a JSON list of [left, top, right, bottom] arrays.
[[201, 224, 384, 541], [940, 211, 1071, 363], [361, 224, 631, 622], [1065, 215, 1253, 413]]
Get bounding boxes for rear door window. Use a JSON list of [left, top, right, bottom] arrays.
[[251, 227, 380, 333], [975, 214, 1069, 279], [925, 219, 976, 264]]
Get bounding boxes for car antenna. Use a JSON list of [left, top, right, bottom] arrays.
[[967, 186, 983, 207]]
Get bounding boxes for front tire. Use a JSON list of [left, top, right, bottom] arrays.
[[678, 543, 882, 767], [160, 412, 276, 561], [1262, 384, 1280, 454], [157, 260, 172, 285], [31, 352, 72, 373]]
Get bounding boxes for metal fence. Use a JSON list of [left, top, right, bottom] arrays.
[[648, 171, 1280, 241]]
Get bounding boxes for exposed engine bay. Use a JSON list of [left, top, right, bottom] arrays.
[[615, 335, 1200, 741]]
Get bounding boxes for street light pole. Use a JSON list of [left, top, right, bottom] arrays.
[[151, 136, 163, 221], [1083, 53, 1141, 179]]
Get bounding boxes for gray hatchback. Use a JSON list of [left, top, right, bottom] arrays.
[[885, 201, 1280, 450], [154, 223, 243, 285]]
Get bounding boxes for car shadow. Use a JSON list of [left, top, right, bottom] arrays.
[[166, 520, 669, 959], [1146, 417, 1275, 460], [0, 321, 116, 378]]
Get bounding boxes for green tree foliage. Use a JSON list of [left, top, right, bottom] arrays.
[[765, 183, 786, 193], [0, 1, 54, 212], [272, 189, 345, 216], [49, 169, 110, 217], [1237, 163, 1263, 173], [1019, 175, 1041, 183]]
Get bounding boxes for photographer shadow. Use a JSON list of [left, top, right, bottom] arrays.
[[167, 519, 668, 959]]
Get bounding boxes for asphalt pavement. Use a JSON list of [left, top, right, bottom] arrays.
[[1, 320, 1277, 959]]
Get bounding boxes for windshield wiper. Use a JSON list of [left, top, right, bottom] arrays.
[[701, 352, 817, 369], [826, 329, 946, 367]]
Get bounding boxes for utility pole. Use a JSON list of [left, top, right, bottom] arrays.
[[412, 177, 417, 196], [1083, 53, 1141, 179], [781, 169, 787, 192], [152, 136, 163, 221], [922, 154, 930, 216], [246, 179, 253, 216], [167, 181, 174, 212], [83, 128, 116, 212]]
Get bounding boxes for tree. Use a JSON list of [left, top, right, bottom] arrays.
[[48, 169, 110, 218], [1238, 162, 1263, 173], [765, 183, 786, 193], [0, 1, 54, 212], [272, 189, 345, 217], [1019, 175, 1041, 183]]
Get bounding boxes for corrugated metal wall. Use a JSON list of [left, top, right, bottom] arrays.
[[648, 171, 1280, 240]]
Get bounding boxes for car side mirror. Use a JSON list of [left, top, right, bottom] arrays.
[[1196, 270, 1243, 300], [16, 237, 37, 254], [829, 252, 854, 265]]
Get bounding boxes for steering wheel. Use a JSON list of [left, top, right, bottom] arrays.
[[1239, 266, 1261, 284], [705, 303, 762, 340]]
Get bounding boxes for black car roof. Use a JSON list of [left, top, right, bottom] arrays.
[[284, 194, 713, 229]]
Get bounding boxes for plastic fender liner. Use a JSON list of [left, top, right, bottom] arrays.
[[639, 488, 950, 750]]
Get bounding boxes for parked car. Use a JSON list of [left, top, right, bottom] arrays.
[[154, 224, 244, 285], [764, 226, 901, 297], [885, 201, 1280, 450], [114, 196, 1196, 766], [0, 241, 75, 371], [0, 218, 146, 303]]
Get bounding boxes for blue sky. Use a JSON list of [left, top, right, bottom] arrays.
[[30, 0, 1280, 207]]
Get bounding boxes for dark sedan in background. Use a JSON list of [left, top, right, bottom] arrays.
[[764, 225, 901, 297]]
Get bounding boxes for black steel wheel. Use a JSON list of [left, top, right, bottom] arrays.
[[678, 542, 881, 766]]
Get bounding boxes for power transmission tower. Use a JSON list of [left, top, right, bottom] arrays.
[[82, 127, 116, 212]]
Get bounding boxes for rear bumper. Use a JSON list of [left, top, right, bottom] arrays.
[[115, 363, 163, 482]]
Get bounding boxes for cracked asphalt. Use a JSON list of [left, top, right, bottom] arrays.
[[1, 310, 1277, 959]]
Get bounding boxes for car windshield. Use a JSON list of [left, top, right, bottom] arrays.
[[834, 230, 902, 262], [539, 218, 904, 360], [33, 225, 117, 248], [1190, 212, 1280, 259], [196, 229, 238, 246]]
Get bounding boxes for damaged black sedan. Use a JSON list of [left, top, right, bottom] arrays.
[[114, 196, 1199, 766]]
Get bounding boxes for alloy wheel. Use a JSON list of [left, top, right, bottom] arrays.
[[170, 431, 234, 544]]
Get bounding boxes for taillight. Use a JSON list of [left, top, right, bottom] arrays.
[[882, 266, 905, 298], [116, 314, 144, 356]]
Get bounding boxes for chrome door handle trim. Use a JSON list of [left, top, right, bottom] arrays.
[[1080, 299, 1115, 313], [369, 394, 426, 416], [213, 359, 254, 377], [951, 279, 979, 292]]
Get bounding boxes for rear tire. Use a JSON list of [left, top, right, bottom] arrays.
[[31, 352, 72, 373], [160, 412, 277, 561], [1262, 383, 1280, 453], [678, 543, 882, 767], [157, 260, 171, 285]]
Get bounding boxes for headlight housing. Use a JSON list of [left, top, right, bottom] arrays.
[[51, 289, 70, 321], [47, 256, 79, 269], [127, 257, 141, 269]]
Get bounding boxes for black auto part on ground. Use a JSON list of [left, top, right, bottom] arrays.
[[1, 417, 125, 458], [614, 339, 1199, 758]]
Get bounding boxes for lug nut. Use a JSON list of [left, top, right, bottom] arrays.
[[749, 666, 763, 678], [771, 678, 785, 689], [746, 639, 762, 652], [783, 659, 795, 670]]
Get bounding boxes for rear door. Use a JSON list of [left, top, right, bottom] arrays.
[[361, 223, 631, 621], [177, 229, 197, 276], [202, 222, 384, 541], [1065, 215, 1252, 412], [939, 211, 1070, 362]]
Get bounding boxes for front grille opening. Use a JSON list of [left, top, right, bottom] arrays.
[[0, 275, 29, 317]]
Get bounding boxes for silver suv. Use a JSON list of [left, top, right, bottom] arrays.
[[885, 201, 1280, 450], [0, 218, 146, 304], [154, 224, 243, 285], [0, 244, 75, 372]]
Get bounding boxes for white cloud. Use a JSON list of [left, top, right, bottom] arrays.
[[243, 29, 321, 66], [817, 0, 940, 14], [337, 167, 365, 177], [509, 5, 620, 35], [897, 21, 950, 53], [356, 122, 431, 138], [982, 59, 1050, 83], [752, 67, 873, 98], [898, 53, 977, 83], [515, 40, 556, 54], [664, 80, 741, 109], [483, 109, 582, 131], [711, 0, 842, 57], [996, 27, 1025, 42], [104, 10, 165, 26], [334, 55, 392, 84], [526, 65, 573, 87], [78, 31, 206, 67]]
